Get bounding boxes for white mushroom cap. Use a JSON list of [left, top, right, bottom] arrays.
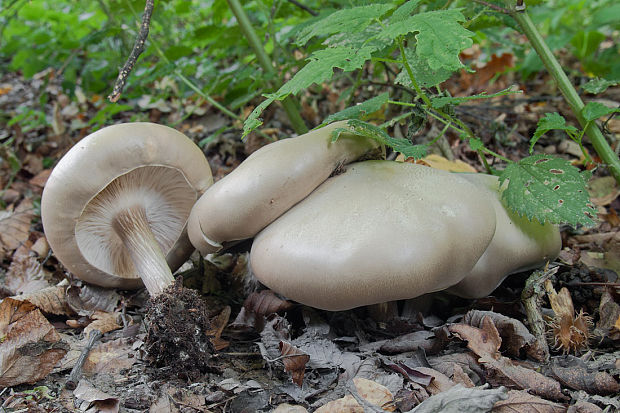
[[447, 173, 561, 298], [249, 161, 497, 311], [41, 123, 213, 290], [187, 121, 381, 255]]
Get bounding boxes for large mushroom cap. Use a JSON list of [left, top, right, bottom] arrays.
[[447, 173, 561, 298], [187, 121, 381, 255], [250, 161, 497, 311], [41, 123, 213, 289]]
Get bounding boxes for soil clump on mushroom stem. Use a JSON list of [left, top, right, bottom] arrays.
[[144, 277, 215, 380]]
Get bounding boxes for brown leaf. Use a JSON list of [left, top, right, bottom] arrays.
[[5, 249, 53, 295], [379, 330, 444, 355], [66, 284, 121, 316], [231, 290, 293, 332], [550, 357, 620, 396], [84, 311, 122, 336], [429, 352, 484, 386], [73, 380, 119, 413], [448, 316, 502, 359], [464, 310, 545, 361], [353, 377, 396, 411], [492, 390, 565, 412], [0, 200, 34, 256], [28, 169, 52, 188], [412, 366, 456, 395], [566, 401, 604, 413], [83, 337, 138, 376], [272, 404, 309, 413], [279, 340, 309, 386], [595, 289, 620, 342], [480, 355, 566, 400], [546, 282, 592, 354], [207, 306, 231, 351], [0, 297, 68, 386], [13, 285, 73, 316], [314, 395, 363, 413]]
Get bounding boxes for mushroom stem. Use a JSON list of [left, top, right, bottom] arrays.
[[112, 205, 174, 296]]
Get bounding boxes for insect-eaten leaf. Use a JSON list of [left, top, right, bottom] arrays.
[[582, 102, 620, 122], [332, 119, 427, 160], [499, 154, 596, 227]]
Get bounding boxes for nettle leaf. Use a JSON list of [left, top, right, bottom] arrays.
[[582, 102, 620, 122], [295, 4, 394, 46], [332, 119, 427, 160], [323, 92, 389, 124], [529, 113, 579, 153], [242, 93, 279, 138], [396, 48, 454, 88], [468, 137, 484, 151], [430, 87, 520, 109], [582, 78, 619, 94], [390, 0, 422, 22], [280, 46, 374, 96], [499, 154, 596, 227], [381, 10, 473, 71]]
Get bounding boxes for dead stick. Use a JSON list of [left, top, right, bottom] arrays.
[[521, 265, 557, 363], [65, 330, 103, 390], [108, 0, 154, 102]]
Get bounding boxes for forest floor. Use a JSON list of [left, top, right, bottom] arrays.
[[0, 52, 619, 412]]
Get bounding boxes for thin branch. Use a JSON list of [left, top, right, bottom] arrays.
[[471, 0, 511, 14], [65, 330, 104, 390], [286, 0, 318, 16], [108, 0, 154, 102]]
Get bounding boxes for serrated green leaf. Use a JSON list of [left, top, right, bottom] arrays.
[[582, 102, 620, 122], [332, 119, 427, 160], [323, 92, 389, 124], [469, 137, 484, 151], [379, 10, 473, 71], [390, 0, 422, 22], [295, 4, 394, 46], [395, 47, 454, 88], [430, 87, 520, 109], [499, 154, 596, 227], [279, 46, 374, 96], [242, 94, 279, 139], [582, 78, 619, 94], [530, 113, 579, 153]]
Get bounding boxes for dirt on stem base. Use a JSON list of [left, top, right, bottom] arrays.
[[144, 278, 214, 380]]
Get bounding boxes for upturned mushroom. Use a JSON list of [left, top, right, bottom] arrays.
[[41, 123, 213, 296], [187, 121, 381, 255], [249, 161, 499, 311], [446, 173, 561, 298]]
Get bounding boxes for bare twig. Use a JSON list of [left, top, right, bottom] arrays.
[[65, 330, 104, 390], [286, 0, 318, 16], [108, 0, 154, 102]]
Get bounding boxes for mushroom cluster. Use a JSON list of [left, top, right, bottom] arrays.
[[43, 121, 561, 313]]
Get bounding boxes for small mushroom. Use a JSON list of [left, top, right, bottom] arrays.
[[249, 161, 498, 311], [446, 173, 561, 298], [41, 123, 212, 295], [187, 121, 381, 255]]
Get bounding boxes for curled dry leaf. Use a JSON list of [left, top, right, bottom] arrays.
[[207, 306, 231, 351], [73, 380, 119, 413], [566, 401, 604, 413], [448, 316, 502, 359], [66, 284, 121, 316], [463, 310, 545, 361], [231, 290, 293, 332], [0, 297, 68, 386], [428, 352, 484, 387], [0, 199, 34, 258], [411, 367, 456, 395], [409, 384, 508, 413], [492, 390, 565, 413], [545, 281, 592, 354], [14, 285, 73, 316], [550, 356, 620, 396], [279, 340, 310, 386], [83, 337, 138, 376], [6, 248, 53, 295], [84, 310, 122, 336], [594, 289, 620, 342], [380, 330, 445, 355]]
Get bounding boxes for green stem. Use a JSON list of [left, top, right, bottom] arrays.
[[513, 10, 620, 183], [398, 38, 432, 107], [226, 0, 308, 135]]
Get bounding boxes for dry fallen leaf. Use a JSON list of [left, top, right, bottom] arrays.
[[0, 297, 68, 386], [314, 378, 395, 412], [550, 356, 620, 396], [5, 249, 53, 295], [279, 340, 310, 386], [0, 199, 34, 257], [448, 316, 502, 359], [272, 404, 309, 413], [84, 310, 122, 336], [14, 285, 73, 316], [73, 380, 119, 413], [82, 337, 138, 376], [207, 306, 231, 351], [492, 390, 565, 412], [410, 384, 508, 412], [66, 284, 121, 316]]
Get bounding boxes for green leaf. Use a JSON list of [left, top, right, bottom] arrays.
[[468, 137, 484, 152], [430, 87, 520, 109], [582, 102, 620, 122], [323, 93, 389, 124], [390, 0, 422, 22], [582, 78, 619, 94], [295, 4, 394, 46], [395, 47, 454, 88], [242, 94, 279, 139], [379, 10, 473, 71], [499, 154, 596, 227], [530, 113, 579, 153], [279, 46, 374, 96], [332, 119, 427, 160]]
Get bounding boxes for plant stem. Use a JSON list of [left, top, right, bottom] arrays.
[[513, 10, 620, 183], [227, 0, 308, 135]]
